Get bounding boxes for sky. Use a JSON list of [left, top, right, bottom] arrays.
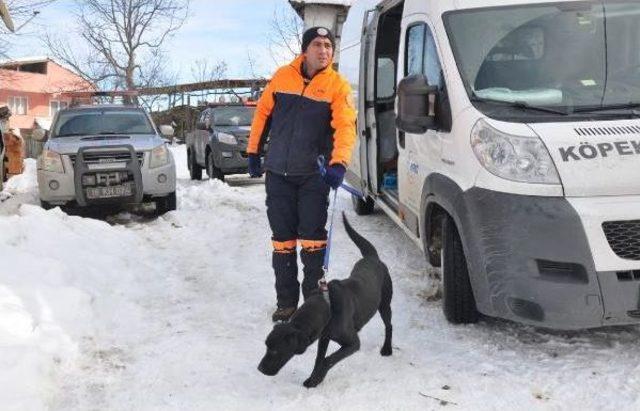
[[5, 0, 299, 81]]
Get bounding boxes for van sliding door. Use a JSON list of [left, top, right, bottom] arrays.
[[360, 7, 379, 195]]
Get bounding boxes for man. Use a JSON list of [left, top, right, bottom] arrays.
[[247, 27, 356, 322]]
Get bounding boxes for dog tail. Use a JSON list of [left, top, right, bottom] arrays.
[[342, 212, 378, 258]]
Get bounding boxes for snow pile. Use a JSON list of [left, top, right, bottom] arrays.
[[1, 145, 640, 410]]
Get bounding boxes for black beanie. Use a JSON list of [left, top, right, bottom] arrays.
[[301, 26, 335, 52]]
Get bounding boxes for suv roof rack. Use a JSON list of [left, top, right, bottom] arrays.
[[63, 90, 140, 107]]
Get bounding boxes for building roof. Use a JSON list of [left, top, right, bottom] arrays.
[[289, 0, 353, 5], [0, 56, 51, 67], [0, 57, 94, 94]]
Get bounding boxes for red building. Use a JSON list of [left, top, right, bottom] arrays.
[[0, 56, 94, 136]]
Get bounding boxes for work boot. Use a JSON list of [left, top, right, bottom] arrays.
[[301, 248, 325, 300], [273, 250, 300, 309], [272, 306, 297, 322]]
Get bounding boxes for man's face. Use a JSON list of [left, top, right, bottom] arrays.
[[304, 37, 333, 72]]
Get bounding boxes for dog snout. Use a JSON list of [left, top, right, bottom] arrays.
[[258, 358, 278, 376]]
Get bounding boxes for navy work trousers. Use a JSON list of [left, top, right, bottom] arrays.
[[265, 171, 330, 308]]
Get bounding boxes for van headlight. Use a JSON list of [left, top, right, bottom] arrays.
[[217, 132, 237, 145], [149, 144, 170, 169], [38, 149, 65, 173], [471, 119, 560, 184]]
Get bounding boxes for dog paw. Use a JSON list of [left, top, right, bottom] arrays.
[[380, 346, 392, 356], [303, 375, 323, 388]]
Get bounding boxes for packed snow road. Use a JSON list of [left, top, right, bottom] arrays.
[[1, 145, 639, 411]]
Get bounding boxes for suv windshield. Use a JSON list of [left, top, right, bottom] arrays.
[[213, 106, 256, 126], [444, 1, 640, 118], [53, 109, 155, 137]]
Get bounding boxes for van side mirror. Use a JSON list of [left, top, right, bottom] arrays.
[[396, 74, 439, 134], [32, 128, 48, 142]]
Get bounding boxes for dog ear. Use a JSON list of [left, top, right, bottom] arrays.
[[292, 330, 310, 354]]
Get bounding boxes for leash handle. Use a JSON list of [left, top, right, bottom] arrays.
[[317, 155, 365, 199]]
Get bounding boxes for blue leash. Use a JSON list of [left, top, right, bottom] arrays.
[[316, 156, 362, 303]]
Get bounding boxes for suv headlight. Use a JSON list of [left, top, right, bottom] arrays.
[[38, 149, 65, 173], [149, 144, 170, 169], [471, 119, 560, 184], [217, 132, 237, 145]]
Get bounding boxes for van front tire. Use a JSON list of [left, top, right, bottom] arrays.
[[441, 215, 479, 324], [352, 194, 374, 215]]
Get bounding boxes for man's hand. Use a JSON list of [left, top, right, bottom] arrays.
[[322, 164, 345, 189], [248, 154, 263, 178]]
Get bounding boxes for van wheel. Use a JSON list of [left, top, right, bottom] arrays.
[[188, 149, 202, 180], [441, 215, 479, 324], [352, 194, 374, 215], [155, 191, 177, 215], [207, 152, 225, 181]]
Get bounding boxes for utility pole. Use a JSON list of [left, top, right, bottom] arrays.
[[288, 1, 352, 66]]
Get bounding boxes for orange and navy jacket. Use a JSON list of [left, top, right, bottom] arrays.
[[247, 55, 356, 176]]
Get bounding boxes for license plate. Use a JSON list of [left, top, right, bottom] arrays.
[[86, 183, 133, 199]]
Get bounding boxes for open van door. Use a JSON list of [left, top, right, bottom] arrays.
[[359, 7, 379, 196]]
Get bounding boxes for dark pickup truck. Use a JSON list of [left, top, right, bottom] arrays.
[[186, 104, 257, 181]]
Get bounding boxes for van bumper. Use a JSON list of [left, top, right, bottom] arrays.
[[459, 187, 640, 329]]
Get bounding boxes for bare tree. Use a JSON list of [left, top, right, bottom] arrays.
[[267, 4, 303, 67], [190, 58, 227, 103], [45, 0, 190, 90]]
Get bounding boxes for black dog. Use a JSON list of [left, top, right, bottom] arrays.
[[258, 212, 393, 388]]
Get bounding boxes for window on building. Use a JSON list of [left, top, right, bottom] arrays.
[[8, 96, 28, 115], [50, 100, 68, 117]]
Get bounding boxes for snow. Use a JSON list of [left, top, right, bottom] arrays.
[[1, 146, 640, 410]]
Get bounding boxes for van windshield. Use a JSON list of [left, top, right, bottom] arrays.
[[53, 110, 155, 137], [444, 1, 640, 118]]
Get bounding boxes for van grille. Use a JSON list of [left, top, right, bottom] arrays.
[[602, 220, 640, 260], [575, 126, 640, 137], [69, 152, 144, 167], [616, 271, 640, 281]]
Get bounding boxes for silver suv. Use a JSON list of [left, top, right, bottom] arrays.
[[34, 105, 177, 214]]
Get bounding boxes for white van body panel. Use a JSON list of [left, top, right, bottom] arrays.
[[529, 120, 640, 197], [569, 196, 640, 272]]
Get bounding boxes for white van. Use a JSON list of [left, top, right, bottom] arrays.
[[340, 0, 640, 329]]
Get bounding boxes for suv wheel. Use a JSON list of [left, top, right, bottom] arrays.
[[352, 194, 374, 215], [441, 215, 479, 324], [155, 191, 177, 215], [207, 151, 224, 181], [188, 149, 202, 180], [40, 200, 55, 210]]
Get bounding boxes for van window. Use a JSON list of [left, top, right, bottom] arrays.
[[376, 57, 396, 98], [405, 23, 444, 88], [406, 24, 425, 76]]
